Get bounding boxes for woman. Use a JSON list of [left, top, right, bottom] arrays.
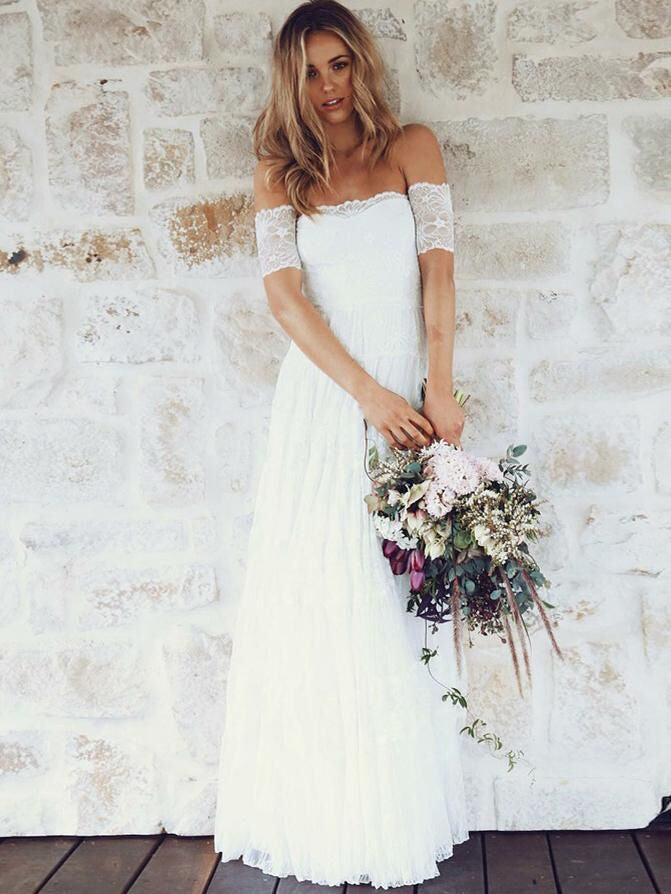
[[214, 0, 469, 887]]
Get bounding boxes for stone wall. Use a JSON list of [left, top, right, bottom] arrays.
[[0, 0, 669, 836]]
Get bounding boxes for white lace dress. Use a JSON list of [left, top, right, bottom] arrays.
[[213, 182, 471, 889]]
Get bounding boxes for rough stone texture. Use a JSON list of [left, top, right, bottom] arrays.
[[530, 414, 640, 493], [455, 357, 517, 448], [213, 11, 273, 55], [46, 82, 132, 215], [525, 289, 577, 340], [615, 0, 671, 39], [453, 289, 518, 350], [579, 507, 671, 577], [0, 229, 155, 280], [21, 519, 188, 557], [145, 66, 265, 117], [139, 378, 207, 505], [354, 7, 407, 39], [75, 288, 200, 363], [0, 419, 125, 503], [530, 348, 671, 402], [143, 128, 195, 190], [507, 0, 600, 45], [0, 293, 62, 409], [0, 13, 31, 111], [653, 422, 671, 494], [624, 116, 671, 197], [415, 0, 497, 98], [513, 52, 671, 102], [37, 0, 205, 65], [161, 626, 232, 764], [201, 117, 255, 180], [589, 224, 671, 338], [433, 115, 609, 211], [456, 222, 570, 279], [0, 125, 32, 220], [150, 193, 257, 276], [0, 732, 46, 778]]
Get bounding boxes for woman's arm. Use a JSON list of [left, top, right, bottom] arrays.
[[399, 124, 464, 447], [254, 160, 434, 449]]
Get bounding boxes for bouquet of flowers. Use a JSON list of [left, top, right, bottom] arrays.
[[363, 384, 563, 770]]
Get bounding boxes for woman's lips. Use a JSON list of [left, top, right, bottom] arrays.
[[322, 97, 344, 108]]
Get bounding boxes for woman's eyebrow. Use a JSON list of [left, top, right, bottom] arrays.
[[307, 54, 350, 66]]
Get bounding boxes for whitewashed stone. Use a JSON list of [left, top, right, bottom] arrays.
[[215, 421, 254, 496], [589, 224, 671, 338], [624, 116, 671, 196], [455, 357, 517, 448], [139, 378, 207, 505], [433, 115, 609, 211], [615, 0, 671, 39], [66, 733, 160, 834], [507, 0, 600, 45], [513, 52, 671, 102], [453, 288, 518, 350], [42, 376, 121, 414], [0, 569, 20, 627], [162, 626, 232, 764], [0, 732, 46, 778], [37, 0, 204, 65], [46, 82, 132, 215], [525, 289, 577, 339], [548, 640, 645, 762], [0, 419, 124, 503], [213, 288, 289, 406], [143, 128, 194, 190], [530, 347, 671, 402], [549, 577, 642, 639], [457, 222, 570, 279], [0, 640, 147, 717], [145, 66, 265, 117], [530, 414, 640, 492], [26, 562, 68, 634], [579, 506, 671, 577], [190, 517, 220, 554], [0, 293, 62, 409], [213, 11, 272, 55], [531, 500, 569, 577], [75, 288, 200, 363], [150, 193, 257, 277], [0, 13, 31, 111], [494, 773, 659, 829], [201, 117, 255, 179], [415, 0, 497, 98], [0, 125, 32, 220], [0, 228, 155, 280], [653, 421, 671, 494], [21, 519, 187, 557], [164, 776, 216, 834], [77, 563, 218, 629], [355, 7, 407, 39], [641, 591, 671, 664]]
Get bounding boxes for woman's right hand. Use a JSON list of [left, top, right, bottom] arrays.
[[357, 381, 435, 450]]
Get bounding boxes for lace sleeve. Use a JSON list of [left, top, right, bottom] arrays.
[[407, 181, 454, 256], [254, 204, 303, 277]]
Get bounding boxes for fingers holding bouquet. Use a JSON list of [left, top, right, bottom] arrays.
[[357, 381, 435, 450], [420, 377, 468, 448]]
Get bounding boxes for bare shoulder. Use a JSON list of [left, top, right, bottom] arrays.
[[253, 159, 292, 212], [397, 123, 448, 186]]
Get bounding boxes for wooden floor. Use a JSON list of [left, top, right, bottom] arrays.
[[1, 827, 669, 894]]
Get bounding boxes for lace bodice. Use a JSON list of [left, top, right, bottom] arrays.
[[253, 181, 454, 277]]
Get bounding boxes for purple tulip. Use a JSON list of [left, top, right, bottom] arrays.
[[410, 569, 425, 591], [409, 548, 425, 572], [382, 538, 400, 559], [391, 550, 410, 575]]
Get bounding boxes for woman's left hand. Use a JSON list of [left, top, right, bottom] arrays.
[[421, 386, 465, 448]]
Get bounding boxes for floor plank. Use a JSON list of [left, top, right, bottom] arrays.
[[549, 830, 657, 894], [0, 837, 80, 894], [418, 833, 485, 893], [634, 828, 671, 894], [485, 831, 557, 894], [128, 836, 220, 894], [39, 837, 159, 893], [276, 878, 346, 892], [207, 855, 278, 893]]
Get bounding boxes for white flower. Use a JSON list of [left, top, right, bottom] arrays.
[[373, 514, 418, 549]]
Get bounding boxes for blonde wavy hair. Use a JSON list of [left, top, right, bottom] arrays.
[[252, 0, 403, 218]]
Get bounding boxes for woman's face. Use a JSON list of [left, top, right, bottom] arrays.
[[304, 30, 354, 123]]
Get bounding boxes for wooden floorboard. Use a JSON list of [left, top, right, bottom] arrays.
[[634, 828, 671, 894], [38, 837, 159, 894], [484, 831, 557, 894], [127, 836, 219, 894], [417, 833, 485, 893], [549, 830, 658, 894], [0, 837, 80, 894], [207, 855, 278, 893]]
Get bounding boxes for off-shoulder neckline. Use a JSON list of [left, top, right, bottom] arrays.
[[254, 180, 449, 218]]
